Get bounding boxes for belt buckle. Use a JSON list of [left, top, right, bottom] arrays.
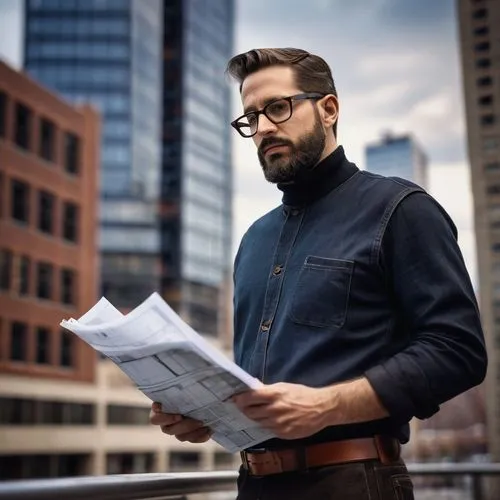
[[241, 448, 266, 471]]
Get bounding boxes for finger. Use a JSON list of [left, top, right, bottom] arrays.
[[150, 411, 183, 426], [176, 427, 213, 443], [161, 418, 205, 436]]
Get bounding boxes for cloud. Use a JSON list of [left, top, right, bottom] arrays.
[[357, 52, 430, 78]]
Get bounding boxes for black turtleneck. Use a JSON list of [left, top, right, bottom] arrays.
[[277, 146, 358, 208]]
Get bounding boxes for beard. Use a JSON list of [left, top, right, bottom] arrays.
[[257, 115, 326, 184]]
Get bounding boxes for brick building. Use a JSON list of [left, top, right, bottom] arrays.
[[0, 59, 100, 382]]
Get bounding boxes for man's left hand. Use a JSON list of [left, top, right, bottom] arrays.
[[232, 382, 332, 440]]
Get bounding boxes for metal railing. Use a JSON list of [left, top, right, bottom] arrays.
[[0, 471, 238, 500], [1, 463, 500, 500]]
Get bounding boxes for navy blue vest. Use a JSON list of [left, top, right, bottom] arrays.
[[233, 155, 425, 448]]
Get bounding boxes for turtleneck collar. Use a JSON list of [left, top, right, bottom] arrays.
[[278, 145, 359, 208]]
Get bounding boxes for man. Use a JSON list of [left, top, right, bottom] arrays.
[[150, 48, 487, 499]]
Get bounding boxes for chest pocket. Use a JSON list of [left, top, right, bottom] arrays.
[[289, 256, 354, 328]]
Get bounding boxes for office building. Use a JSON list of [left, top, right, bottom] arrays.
[[24, 0, 164, 309], [23, 0, 235, 339], [458, 0, 500, 461], [0, 59, 99, 384], [365, 132, 428, 189], [161, 0, 234, 337]]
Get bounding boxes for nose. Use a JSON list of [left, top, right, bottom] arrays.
[[257, 114, 278, 136]]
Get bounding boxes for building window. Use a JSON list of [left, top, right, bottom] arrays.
[[64, 132, 80, 175], [67, 403, 94, 425], [493, 243, 500, 253], [0, 172, 4, 218], [14, 102, 32, 151], [106, 453, 154, 475], [474, 26, 489, 36], [39, 118, 55, 162], [0, 249, 13, 291], [62, 202, 79, 242], [10, 321, 27, 361], [487, 185, 500, 195], [472, 8, 488, 19], [482, 114, 496, 126], [169, 451, 200, 472], [483, 137, 499, 153], [38, 190, 55, 235], [0, 454, 88, 480], [214, 452, 234, 470], [61, 269, 76, 305], [107, 405, 151, 425], [476, 58, 491, 69], [474, 41, 490, 53], [39, 401, 94, 425], [479, 95, 493, 106], [486, 162, 500, 172], [60, 330, 74, 368], [19, 255, 30, 295], [477, 76, 493, 87], [0, 91, 6, 138], [36, 327, 51, 364], [0, 398, 36, 425], [40, 401, 64, 424], [0, 398, 95, 428], [11, 179, 30, 223], [36, 262, 53, 300]]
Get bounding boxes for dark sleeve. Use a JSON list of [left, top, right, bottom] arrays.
[[364, 191, 487, 423]]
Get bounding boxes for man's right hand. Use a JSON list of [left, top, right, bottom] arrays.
[[149, 402, 213, 444]]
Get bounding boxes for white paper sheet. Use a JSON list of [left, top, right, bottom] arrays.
[[61, 292, 274, 452]]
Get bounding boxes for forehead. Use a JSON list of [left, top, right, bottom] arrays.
[[241, 66, 300, 112]]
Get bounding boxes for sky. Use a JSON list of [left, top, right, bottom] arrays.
[[0, 0, 478, 287]]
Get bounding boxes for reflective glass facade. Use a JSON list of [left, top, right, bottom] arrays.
[[24, 0, 234, 332], [365, 133, 428, 189], [161, 0, 234, 335], [24, 0, 163, 308]]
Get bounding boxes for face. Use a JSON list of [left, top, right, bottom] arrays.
[[240, 66, 330, 184]]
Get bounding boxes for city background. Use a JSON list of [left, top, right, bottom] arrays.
[[0, 0, 498, 498]]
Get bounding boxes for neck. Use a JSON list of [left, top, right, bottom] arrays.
[[277, 144, 358, 208], [317, 137, 338, 165]]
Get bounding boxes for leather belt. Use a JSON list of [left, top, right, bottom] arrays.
[[240, 436, 400, 476]]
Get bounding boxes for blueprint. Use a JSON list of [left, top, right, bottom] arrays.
[[60, 292, 274, 453]]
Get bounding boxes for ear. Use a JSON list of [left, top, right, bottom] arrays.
[[319, 94, 339, 129]]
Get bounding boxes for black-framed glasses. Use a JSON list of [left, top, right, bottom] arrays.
[[231, 92, 325, 138]]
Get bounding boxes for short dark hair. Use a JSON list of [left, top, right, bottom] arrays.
[[226, 48, 338, 137]]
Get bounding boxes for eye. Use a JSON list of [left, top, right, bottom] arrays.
[[247, 114, 258, 127], [266, 100, 289, 117]]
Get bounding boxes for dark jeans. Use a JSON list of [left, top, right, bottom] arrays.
[[236, 459, 414, 500]]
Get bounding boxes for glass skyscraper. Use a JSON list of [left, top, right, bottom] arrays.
[[24, 0, 234, 336], [161, 0, 234, 336], [365, 132, 428, 189], [24, 0, 163, 308]]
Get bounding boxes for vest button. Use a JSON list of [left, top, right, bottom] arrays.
[[273, 265, 283, 276], [261, 320, 271, 332]]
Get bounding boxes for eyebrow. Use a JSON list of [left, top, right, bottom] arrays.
[[243, 95, 287, 114]]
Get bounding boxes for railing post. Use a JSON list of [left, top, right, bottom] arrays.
[[472, 473, 483, 500]]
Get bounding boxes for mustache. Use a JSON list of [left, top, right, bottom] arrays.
[[259, 138, 293, 155]]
